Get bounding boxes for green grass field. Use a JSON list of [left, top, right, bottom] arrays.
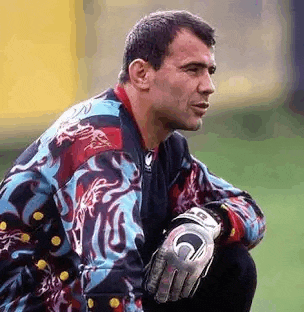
[[187, 103, 304, 311], [1, 101, 303, 311]]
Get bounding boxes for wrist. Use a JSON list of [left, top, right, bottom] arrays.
[[203, 202, 234, 242], [172, 207, 222, 240]]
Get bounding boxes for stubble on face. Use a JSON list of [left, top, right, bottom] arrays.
[[149, 29, 216, 133]]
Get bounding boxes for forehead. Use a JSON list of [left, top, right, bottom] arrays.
[[165, 29, 215, 65]]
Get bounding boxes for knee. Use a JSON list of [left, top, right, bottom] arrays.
[[214, 243, 257, 289], [188, 243, 257, 311]]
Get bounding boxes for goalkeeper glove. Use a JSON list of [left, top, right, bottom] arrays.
[[145, 207, 222, 303]]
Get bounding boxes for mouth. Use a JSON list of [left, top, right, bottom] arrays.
[[191, 102, 210, 116]]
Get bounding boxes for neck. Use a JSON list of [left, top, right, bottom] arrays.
[[123, 84, 171, 150]]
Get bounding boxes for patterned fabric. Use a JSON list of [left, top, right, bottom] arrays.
[[168, 158, 265, 248], [0, 87, 265, 311]]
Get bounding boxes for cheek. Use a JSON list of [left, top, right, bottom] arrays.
[[153, 73, 194, 105], [165, 80, 192, 104], [170, 85, 186, 98], [155, 80, 182, 103], [170, 76, 197, 98]]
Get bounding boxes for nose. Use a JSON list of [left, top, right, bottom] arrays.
[[197, 72, 215, 97]]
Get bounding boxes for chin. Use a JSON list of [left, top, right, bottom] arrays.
[[187, 125, 201, 131], [185, 119, 203, 131], [174, 122, 202, 132], [167, 118, 202, 132]]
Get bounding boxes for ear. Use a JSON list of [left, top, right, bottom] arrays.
[[128, 59, 153, 90]]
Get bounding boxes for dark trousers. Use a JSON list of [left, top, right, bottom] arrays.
[[143, 243, 257, 312]]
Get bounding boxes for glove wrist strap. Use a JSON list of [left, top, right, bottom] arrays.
[[172, 207, 221, 239]]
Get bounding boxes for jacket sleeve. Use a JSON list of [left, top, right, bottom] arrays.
[[0, 98, 146, 312], [56, 150, 145, 310], [169, 155, 266, 249], [0, 142, 62, 311], [0, 146, 145, 311]]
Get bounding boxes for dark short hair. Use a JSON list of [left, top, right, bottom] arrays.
[[118, 10, 216, 83]]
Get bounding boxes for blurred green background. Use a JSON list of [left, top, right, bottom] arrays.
[[1, 0, 303, 311], [187, 101, 304, 312]]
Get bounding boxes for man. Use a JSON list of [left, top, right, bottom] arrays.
[[0, 10, 265, 312]]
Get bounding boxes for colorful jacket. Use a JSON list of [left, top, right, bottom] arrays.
[[0, 86, 265, 311]]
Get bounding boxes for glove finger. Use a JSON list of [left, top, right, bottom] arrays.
[[145, 249, 167, 294], [155, 263, 176, 303], [169, 270, 188, 301], [189, 277, 202, 298], [201, 255, 214, 278], [180, 274, 199, 299], [181, 252, 214, 299]]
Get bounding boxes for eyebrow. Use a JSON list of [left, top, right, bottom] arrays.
[[180, 61, 217, 73]]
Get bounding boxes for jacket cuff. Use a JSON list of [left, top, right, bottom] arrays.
[[219, 203, 245, 243], [203, 201, 246, 244]]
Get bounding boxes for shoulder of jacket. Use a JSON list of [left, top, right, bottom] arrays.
[[26, 90, 124, 175], [57, 90, 122, 124], [39, 89, 121, 143]]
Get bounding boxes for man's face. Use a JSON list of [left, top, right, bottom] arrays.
[[149, 28, 216, 131]]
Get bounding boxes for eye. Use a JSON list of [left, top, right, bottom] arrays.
[[209, 66, 216, 75], [186, 67, 200, 74]]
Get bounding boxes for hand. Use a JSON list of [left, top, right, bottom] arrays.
[[145, 207, 221, 303]]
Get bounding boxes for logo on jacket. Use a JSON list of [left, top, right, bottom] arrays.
[[144, 151, 153, 172]]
